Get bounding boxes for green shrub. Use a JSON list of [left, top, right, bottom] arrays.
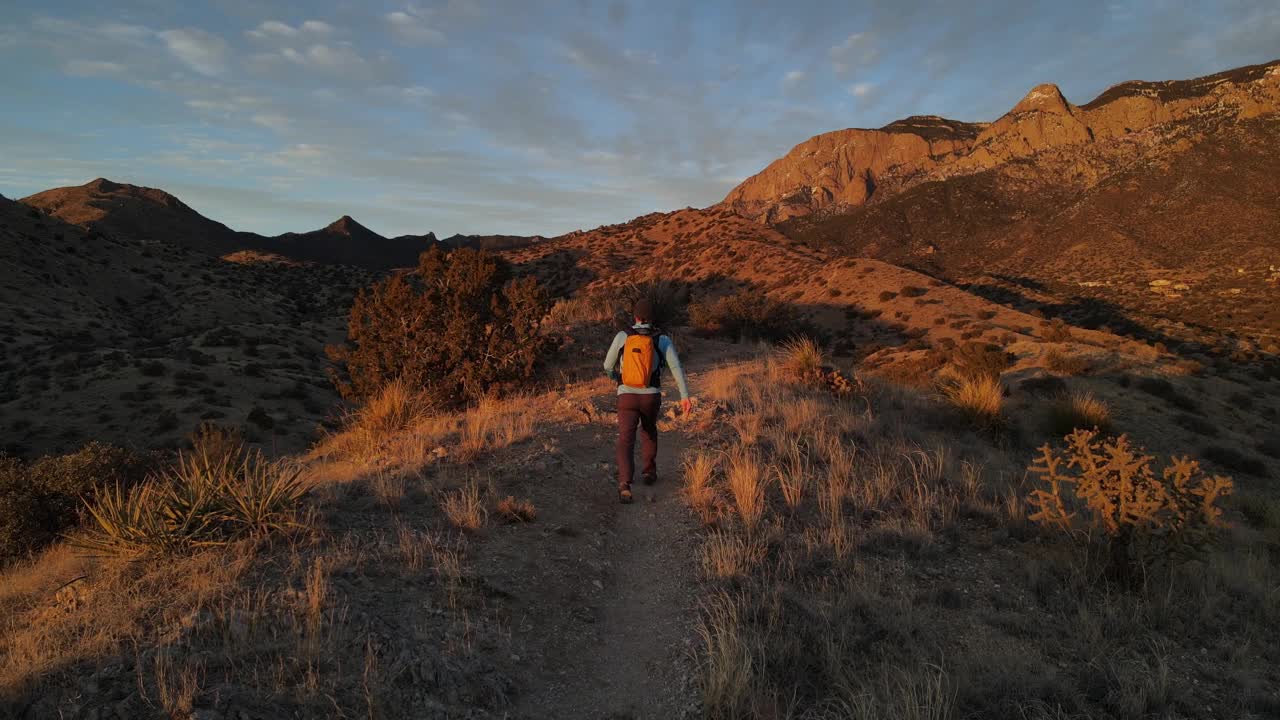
[[688, 292, 809, 343], [327, 246, 552, 407]]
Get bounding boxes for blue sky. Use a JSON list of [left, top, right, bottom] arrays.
[[1, 1, 1276, 237]]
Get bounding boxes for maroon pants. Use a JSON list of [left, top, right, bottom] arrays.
[[616, 393, 661, 490]]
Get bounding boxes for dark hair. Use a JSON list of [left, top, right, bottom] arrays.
[[633, 298, 654, 322]]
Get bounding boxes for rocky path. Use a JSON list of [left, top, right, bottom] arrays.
[[476, 398, 702, 719]]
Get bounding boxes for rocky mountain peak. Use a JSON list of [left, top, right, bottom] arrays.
[[326, 215, 368, 235], [1010, 83, 1073, 115]]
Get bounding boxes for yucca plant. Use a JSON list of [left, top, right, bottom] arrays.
[[217, 451, 308, 537], [77, 439, 309, 556]]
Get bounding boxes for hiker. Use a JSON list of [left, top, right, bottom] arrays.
[[603, 299, 691, 504]]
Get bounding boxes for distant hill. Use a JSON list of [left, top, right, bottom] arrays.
[[21, 180, 436, 269], [0, 194, 371, 456]]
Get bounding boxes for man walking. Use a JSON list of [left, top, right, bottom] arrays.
[[602, 299, 692, 504]]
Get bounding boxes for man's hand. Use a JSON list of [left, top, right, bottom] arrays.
[[680, 397, 692, 415]]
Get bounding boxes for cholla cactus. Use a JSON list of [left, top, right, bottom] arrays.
[[1027, 429, 1233, 573]]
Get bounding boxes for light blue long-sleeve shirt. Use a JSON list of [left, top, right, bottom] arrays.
[[603, 324, 690, 399]]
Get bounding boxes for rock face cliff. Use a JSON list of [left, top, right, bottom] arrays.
[[724, 60, 1280, 224]]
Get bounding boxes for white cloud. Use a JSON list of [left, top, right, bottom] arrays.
[[251, 113, 292, 131], [64, 60, 126, 77], [98, 22, 151, 42], [386, 9, 445, 45], [159, 28, 229, 76], [783, 70, 806, 89], [248, 19, 333, 40], [401, 85, 435, 100], [849, 82, 875, 98], [250, 20, 298, 38], [301, 20, 333, 35], [829, 32, 877, 75], [186, 98, 236, 112], [282, 43, 366, 70]]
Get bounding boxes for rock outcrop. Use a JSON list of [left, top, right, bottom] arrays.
[[724, 60, 1280, 224]]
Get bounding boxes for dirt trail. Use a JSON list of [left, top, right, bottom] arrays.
[[478, 394, 702, 719]]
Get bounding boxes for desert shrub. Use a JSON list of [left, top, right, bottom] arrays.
[[0, 443, 154, 563], [246, 407, 274, 429], [546, 293, 616, 327], [78, 443, 307, 556], [327, 247, 552, 408], [778, 338, 860, 396], [1044, 349, 1089, 375], [688, 291, 808, 343], [1041, 318, 1074, 342], [1027, 429, 1234, 578], [878, 290, 898, 302], [1135, 377, 1199, 412], [1019, 375, 1068, 396], [1174, 413, 1218, 438], [934, 341, 1012, 381], [616, 279, 687, 328], [1044, 391, 1111, 436], [900, 285, 928, 298], [139, 360, 167, 377], [496, 496, 537, 523], [1201, 445, 1268, 477]]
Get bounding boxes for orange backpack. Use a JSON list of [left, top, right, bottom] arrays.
[[620, 331, 659, 389]]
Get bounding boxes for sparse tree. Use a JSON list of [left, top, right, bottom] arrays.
[[326, 246, 552, 408]]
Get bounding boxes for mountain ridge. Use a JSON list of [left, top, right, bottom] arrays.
[[723, 59, 1280, 224]]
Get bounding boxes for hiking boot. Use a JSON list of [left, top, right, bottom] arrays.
[[618, 486, 634, 504], [640, 472, 657, 486]]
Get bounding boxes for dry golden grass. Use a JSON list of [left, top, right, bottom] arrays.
[[701, 529, 765, 579], [729, 410, 764, 446], [149, 645, 204, 716], [939, 372, 1003, 426], [780, 396, 823, 435], [497, 495, 537, 523], [317, 377, 430, 461], [440, 479, 487, 531], [1045, 390, 1111, 435], [697, 592, 754, 717], [683, 451, 719, 524], [778, 336, 824, 381], [0, 543, 253, 700], [726, 447, 766, 531], [773, 443, 810, 510], [457, 395, 536, 463], [545, 292, 617, 327]]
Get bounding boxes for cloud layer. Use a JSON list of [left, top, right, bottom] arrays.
[[1, 0, 1277, 237]]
